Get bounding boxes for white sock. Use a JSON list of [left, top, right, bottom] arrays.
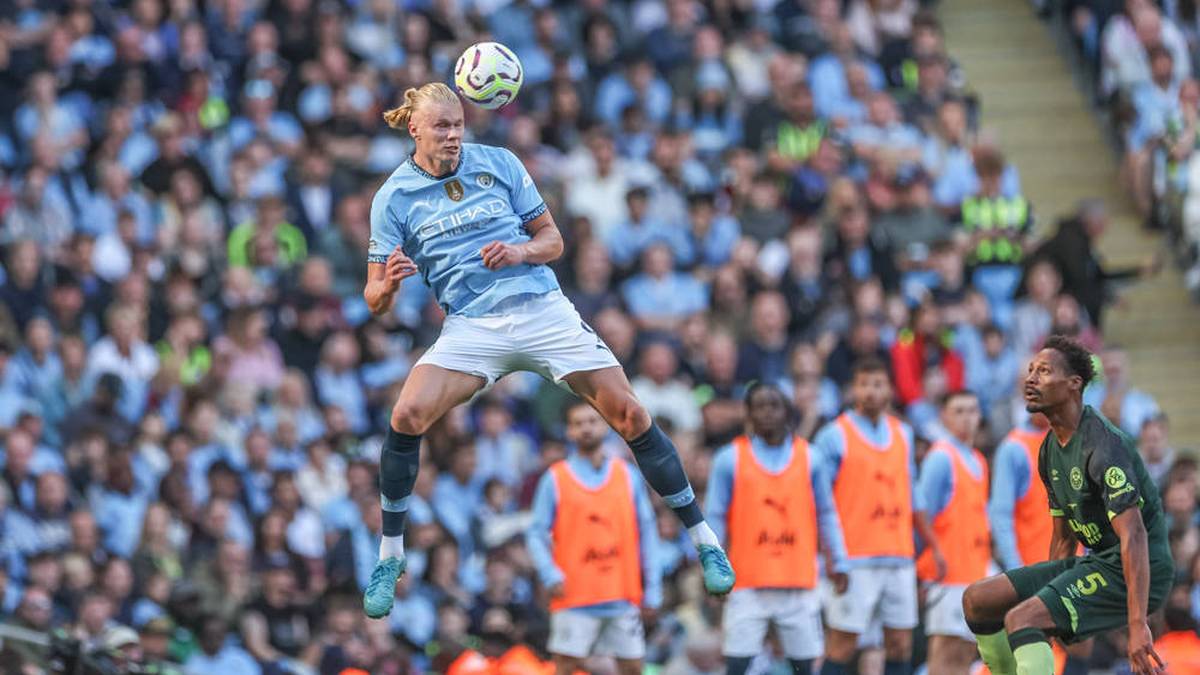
[[687, 521, 720, 549], [379, 534, 405, 560]]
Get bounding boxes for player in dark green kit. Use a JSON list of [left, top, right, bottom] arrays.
[[962, 336, 1172, 675]]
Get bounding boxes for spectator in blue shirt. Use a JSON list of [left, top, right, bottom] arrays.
[[604, 186, 683, 270], [595, 56, 673, 129], [966, 324, 1020, 429], [1084, 347, 1162, 438], [621, 243, 709, 332], [228, 79, 303, 156], [809, 24, 886, 121], [185, 615, 262, 675], [90, 449, 151, 559], [22, 472, 73, 555], [678, 191, 741, 269], [314, 332, 369, 436], [84, 161, 155, 242]]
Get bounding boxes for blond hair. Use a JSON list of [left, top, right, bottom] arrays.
[[383, 82, 460, 133]]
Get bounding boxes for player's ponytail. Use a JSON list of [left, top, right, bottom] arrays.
[[383, 82, 460, 133]]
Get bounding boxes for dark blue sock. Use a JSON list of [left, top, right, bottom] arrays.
[[883, 660, 912, 675], [380, 427, 421, 536], [725, 656, 752, 675], [628, 423, 703, 527], [788, 658, 814, 674], [819, 659, 847, 675]]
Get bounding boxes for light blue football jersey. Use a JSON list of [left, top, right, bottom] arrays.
[[368, 143, 558, 317]]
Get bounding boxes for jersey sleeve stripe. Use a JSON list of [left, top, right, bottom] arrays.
[[367, 254, 389, 264], [519, 202, 547, 223]]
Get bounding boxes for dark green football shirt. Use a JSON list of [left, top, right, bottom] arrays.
[[1037, 406, 1169, 559]]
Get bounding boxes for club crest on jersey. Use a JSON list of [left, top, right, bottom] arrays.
[[1070, 467, 1084, 491], [476, 173, 494, 188], [445, 179, 465, 201]]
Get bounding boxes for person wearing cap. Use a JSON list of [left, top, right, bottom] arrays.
[[138, 615, 176, 664], [98, 624, 143, 670]]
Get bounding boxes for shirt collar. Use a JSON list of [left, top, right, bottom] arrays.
[[407, 148, 466, 181]]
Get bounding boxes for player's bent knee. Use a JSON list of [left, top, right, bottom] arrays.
[[1003, 596, 1052, 635], [611, 396, 651, 440], [962, 580, 992, 623], [963, 574, 1018, 627], [391, 401, 433, 435]]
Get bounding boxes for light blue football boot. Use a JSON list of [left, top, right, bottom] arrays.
[[363, 556, 406, 619]]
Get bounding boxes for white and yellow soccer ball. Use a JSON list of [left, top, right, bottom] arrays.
[[453, 42, 523, 110]]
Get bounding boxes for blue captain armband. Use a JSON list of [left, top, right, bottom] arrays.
[[520, 202, 547, 223]]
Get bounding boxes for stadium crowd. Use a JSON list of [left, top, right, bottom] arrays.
[[1056, 0, 1200, 299], [0, 0, 1195, 673]]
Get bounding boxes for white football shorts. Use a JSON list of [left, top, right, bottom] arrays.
[[416, 290, 620, 385], [722, 587, 824, 660], [548, 607, 645, 660], [923, 583, 974, 642], [822, 564, 919, 635]]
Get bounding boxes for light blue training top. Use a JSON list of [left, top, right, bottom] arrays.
[[368, 143, 557, 317], [988, 422, 1043, 571], [916, 435, 985, 520]]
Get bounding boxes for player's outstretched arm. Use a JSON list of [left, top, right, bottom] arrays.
[[1112, 508, 1165, 675], [480, 211, 563, 269], [364, 246, 418, 316]]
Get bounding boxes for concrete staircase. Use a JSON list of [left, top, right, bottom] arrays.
[[940, 0, 1200, 449]]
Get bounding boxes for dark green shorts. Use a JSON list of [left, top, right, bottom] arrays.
[[1004, 553, 1173, 642]]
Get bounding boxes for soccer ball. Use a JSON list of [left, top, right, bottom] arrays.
[[454, 42, 523, 110]]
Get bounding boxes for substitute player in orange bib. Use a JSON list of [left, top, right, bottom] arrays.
[[706, 383, 850, 674]]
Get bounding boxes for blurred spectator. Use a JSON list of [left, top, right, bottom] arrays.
[[1085, 346, 1162, 438], [632, 341, 702, 434], [891, 301, 965, 407], [621, 244, 709, 331], [1139, 414, 1177, 487], [185, 614, 262, 675], [1031, 200, 1159, 328], [1101, 2, 1192, 100]]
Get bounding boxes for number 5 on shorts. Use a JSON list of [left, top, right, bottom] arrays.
[[1075, 572, 1108, 596]]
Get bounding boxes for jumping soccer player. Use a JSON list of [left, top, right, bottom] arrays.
[[706, 383, 849, 675], [962, 336, 1172, 675], [527, 401, 660, 675], [361, 83, 732, 619]]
